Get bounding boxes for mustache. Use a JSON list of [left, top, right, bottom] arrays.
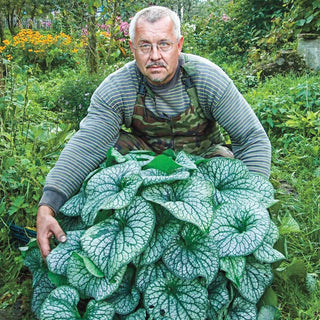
[[146, 62, 166, 68]]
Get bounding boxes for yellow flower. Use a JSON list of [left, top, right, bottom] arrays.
[[6, 54, 13, 60], [3, 39, 10, 46]]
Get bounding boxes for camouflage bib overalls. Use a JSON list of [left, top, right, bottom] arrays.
[[115, 59, 233, 158]]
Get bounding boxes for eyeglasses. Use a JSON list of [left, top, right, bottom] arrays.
[[133, 40, 179, 54]]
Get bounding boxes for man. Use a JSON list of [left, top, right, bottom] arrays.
[[37, 6, 271, 259]]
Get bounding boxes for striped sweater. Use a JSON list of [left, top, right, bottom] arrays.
[[39, 53, 271, 213]]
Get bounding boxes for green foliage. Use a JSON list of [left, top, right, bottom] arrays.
[[24, 149, 281, 319]]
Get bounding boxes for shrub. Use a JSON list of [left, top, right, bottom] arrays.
[[24, 149, 283, 320]]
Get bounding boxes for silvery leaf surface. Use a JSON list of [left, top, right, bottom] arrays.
[[142, 177, 214, 231], [226, 297, 257, 320], [220, 256, 246, 287], [59, 191, 86, 217], [144, 276, 208, 320], [175, 150, 198, 169], [31, 272, 55, 319], [140, 205, 180, 265], [81, 196, 155, 279], [81, 160, 142, 225], [123, 309, 147, 320], [46, 230, 84, 276], [136, 260, 169, 293], [107, 267, 140, 315], [83, 299, 115, 320], [209, 201, 270, 257], [39, 286, 81, 320], [67, 252, 126, 300], [237, 256, 273, 304], [141, 168, 190, 186], [196, 157, 275, 207], [162, 223, 219, 283], [56, 213, 87, 232], [254, 220, 285, 263]]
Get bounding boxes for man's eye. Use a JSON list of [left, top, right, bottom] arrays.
[[158, 42, 170, 48], [140, 43, 151, 49]]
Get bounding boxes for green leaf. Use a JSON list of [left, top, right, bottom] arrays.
[[207, 273, 230, 319], [196, 158, 275, 207], [175, 150, 198, 169], [48, 271, 68, 287], [123, 309, 147, 320], [227, 297, 257, 320], [142, 177, 214, 231], [23, 246, 46, 281], [39, 286, 81, 320], [278, 213, 300, 235], [209, 201, 270, 257], [81, 197, 155, 279], [162, 223, 219, 283], [107, 267, 140, 315], [31, 273, 56, 319], [136, 260, 169, 293], [237, 257, 273, 304], [46, 230, 84, 276], [59, 191, 86, 217], [141, 168, 190, 186], [144, 276, 208, 320], [254, 221, 285, 263], [125, 151, 155, 166], [81, 161, 142, 225], [67, 252, 126, 301], [220, 256, 246, 287], [275, 258, 307, 281], [83, 299, 115, 320], [140, 206, 180, 265], [257, 305, 278, 320], [143, 154, 182, 174], [103, 147, 127, 167]]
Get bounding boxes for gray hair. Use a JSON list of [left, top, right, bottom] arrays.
[[129, 6, 181, 43]]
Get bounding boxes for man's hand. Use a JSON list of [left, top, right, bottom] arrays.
[[36, 205, 67, 260]]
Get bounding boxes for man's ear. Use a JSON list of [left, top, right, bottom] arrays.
[[178, 36, 184, 55], [129, 40, 135, 57]]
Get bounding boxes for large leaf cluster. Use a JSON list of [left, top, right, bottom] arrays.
[[24, 148, 284, 320]]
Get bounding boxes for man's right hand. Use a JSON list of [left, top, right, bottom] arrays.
[[36, 205, 67, 260]]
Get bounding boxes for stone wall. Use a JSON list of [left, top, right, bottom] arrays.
[[297, 33, 320, 71]]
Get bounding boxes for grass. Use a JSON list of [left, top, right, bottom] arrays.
[[0, 66, 319, 319]]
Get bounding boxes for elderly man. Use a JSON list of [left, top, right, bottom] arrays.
[[37, 6, 271, 259]]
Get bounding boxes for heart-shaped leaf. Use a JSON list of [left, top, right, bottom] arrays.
[[237, 256, 273, 304], [81, 161, 142, 226], [144, 275, 208, 320], [220, 256, 246, 287], [143, 154, 182, 174], [209, 201, 270, 257], [107, 267, 140, 315], [47, 230, 84, 276], [163, 223, 219, 283], [141, 168, 190, 186], [142, 177, 214, 231], [59, 191, 86, 217], [227, 296, 257, 320], [122, 309, 147, 320], [83, 299, 115, 320], [81, 196, 155, 279], [67, 252, 126, 300]]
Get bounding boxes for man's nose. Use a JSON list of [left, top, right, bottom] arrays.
[[149, 45, 162, 60]]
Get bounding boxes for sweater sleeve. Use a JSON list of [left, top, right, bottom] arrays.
[[39, 83, 124, 213], [211, 80, 271, 178]]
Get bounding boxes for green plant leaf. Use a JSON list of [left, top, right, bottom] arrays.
[[31, 273, 56, 319], [81, 161, 142, 226], [107, 267, 140, 315], [103, 147, 127, 167], [125, 151, 155, 166], [83, 299, 115, 320], [207, 273, 230, 319], [123, 308, 147, 320], [46, 230, 84, 276], [59, 191, 86, 217], [67, 252, 126, 300], [175, 150, 198, 169], [209, 201, 270, 257], [220, 256, 246, 287], [144, 276, 208, 320], [237, 257, 273, 304], [162, 223, 219, 283], [226, 297, 257, 320], [278, 213, 301, 235], [275, 258, 307, 281], [142, 177, 214, 231], [136, 260, 169, 293], [140, 206, 180, 265], [141, 168, 190, 186], [196, 158, 275, 207], [143, 154, 182, 173], [257, 305, 278, 320], [81, 196, 155, 279], [23, 246, 46, 285], [39, 285, 82, 319], [254, 221, 285, 263]]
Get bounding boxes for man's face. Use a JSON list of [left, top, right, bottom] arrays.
[[129, 16, 184, 86]]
